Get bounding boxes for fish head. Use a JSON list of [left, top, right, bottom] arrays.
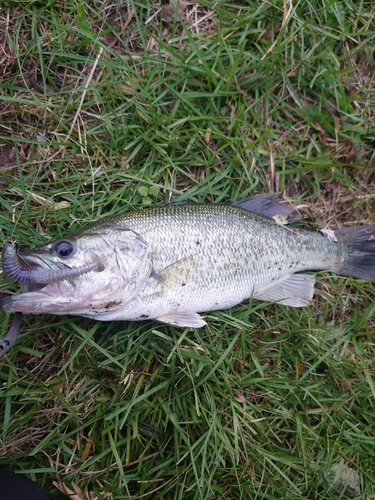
[[1, 226, 152, 317]]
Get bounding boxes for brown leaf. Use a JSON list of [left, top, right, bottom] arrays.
[[161, 0, 187, 22]]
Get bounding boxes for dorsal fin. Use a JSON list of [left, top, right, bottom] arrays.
[[233, 194, 301, 224], [161, 194, 301, 225]]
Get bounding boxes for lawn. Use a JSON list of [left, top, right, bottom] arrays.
[[0, 0, 375, 498]]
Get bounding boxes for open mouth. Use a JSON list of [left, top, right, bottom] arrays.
[[2, 243, 105, 285], [2, 244, 62, 285], [17, 252, 61, 288]]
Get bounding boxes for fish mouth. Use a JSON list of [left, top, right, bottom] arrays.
[[0, 254, 61, 315], [0, 246, 107, 314], [18, 252, 59, 287], [2, 244, 105, 285], [2, 251, 64, 300], [7, 249, 69, 287], [0, 251, 86, 314]]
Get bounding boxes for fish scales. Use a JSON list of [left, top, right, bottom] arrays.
[[95, 204, 337, 291], [90, 205, 340, 324]]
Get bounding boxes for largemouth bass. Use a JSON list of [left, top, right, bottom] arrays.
[[1, 194, 375, 328]]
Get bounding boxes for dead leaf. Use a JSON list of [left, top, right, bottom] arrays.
[[161, 0, 186, 22], [53, 481, 98, 500], [320, 228, 338, 242], [81, 436, 93, 460], [53, 481, 84, 500]]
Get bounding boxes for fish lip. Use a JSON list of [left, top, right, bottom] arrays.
[[0, 280, 62, 313], [17, 251, 58, 271]]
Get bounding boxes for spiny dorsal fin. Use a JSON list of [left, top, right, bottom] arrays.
[[162, 194, 301, 224], [233, 194, 301, 224]]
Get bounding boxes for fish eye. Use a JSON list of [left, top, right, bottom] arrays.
[[54, 241, 75, 258]]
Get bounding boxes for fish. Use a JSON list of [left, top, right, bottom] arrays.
[[1, 194, 375, 329]]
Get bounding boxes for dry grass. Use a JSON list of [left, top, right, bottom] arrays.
[[0, 0, 375, 499]]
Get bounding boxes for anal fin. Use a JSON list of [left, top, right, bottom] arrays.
[[254, 273, 315, 307], [156, 312, 206, 328]]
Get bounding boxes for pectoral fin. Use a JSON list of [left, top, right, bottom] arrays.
[[254, 273, 315, 307], [151, 258, 206, 327], [156, 311, 206, 328], [152, 256, 202, 288]]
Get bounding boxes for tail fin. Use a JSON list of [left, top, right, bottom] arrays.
[[335, 225, 375, 282]]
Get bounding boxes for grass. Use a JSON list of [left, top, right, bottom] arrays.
[[0, 0, 375, 498]]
